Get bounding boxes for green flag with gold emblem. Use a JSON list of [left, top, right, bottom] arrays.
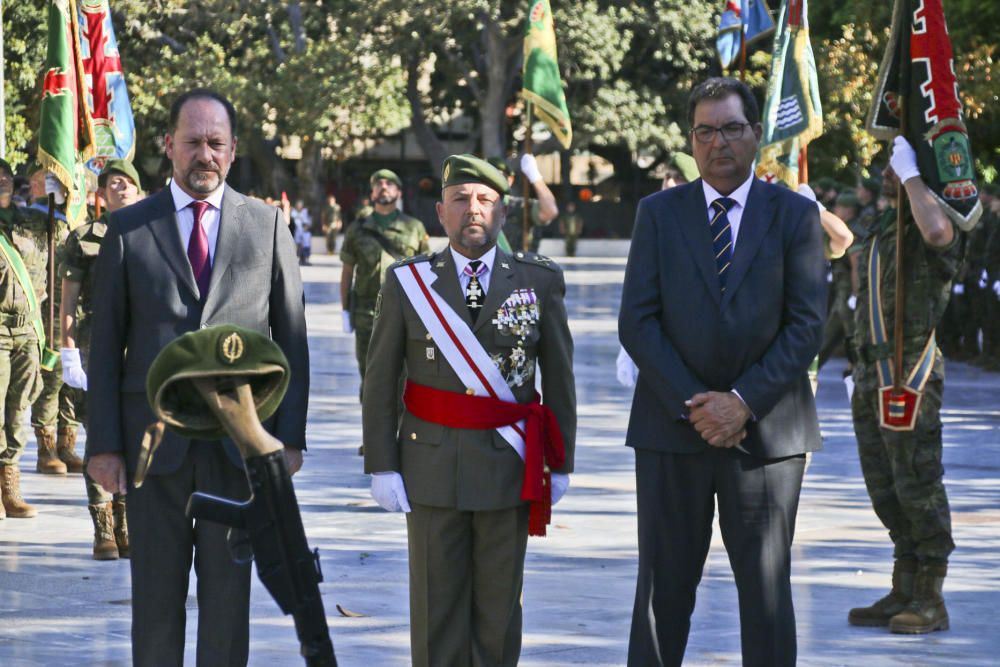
[[523, 0, 572, 149], [37, 0, 95, 228]]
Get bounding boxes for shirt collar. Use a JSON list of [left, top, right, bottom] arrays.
[[701, 172, 754, 211], [450, 245, 497, 278], [170, 178, 225, 213]]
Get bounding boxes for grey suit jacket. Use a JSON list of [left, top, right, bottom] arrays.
[[362, 248, 576, 511], [86, 185, 309, 476], [619, 178, 827, 459]]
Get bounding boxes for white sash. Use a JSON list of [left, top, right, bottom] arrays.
[[394, 260, 527, 460]]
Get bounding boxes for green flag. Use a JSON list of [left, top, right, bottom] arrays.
[[523, 0, 572, 149], [755, 0, 822, 189], [37, 0, 94, 227]]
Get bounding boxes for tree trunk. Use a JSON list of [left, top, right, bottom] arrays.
[[406, 56, 449, 177], [295, 140, 325, 226]]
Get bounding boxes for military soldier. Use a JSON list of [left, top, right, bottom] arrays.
[[977, 184, 1000, 369], [322, 193, 343, 253], [0, 158, 49, 518], [363, 154, 576, 666], [340, 169, 430, 403], [817, 193, 865, 369], [60, 159, 142, 559], [487, 154, 559, 253], [848, 137, 977, 634], [558, 201, 583, 257]]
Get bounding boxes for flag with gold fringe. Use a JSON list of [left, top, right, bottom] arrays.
[[755, 0, 822, 189], [522, 0, 572, 149]]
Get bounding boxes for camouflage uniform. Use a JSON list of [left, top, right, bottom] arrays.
[[0, 205, 47, 469], [341, 210, 429, 397], [975, 206, 1000, 367], [60, 215, 112, 503], [559, 210, 583, 257], [323, 201, 342, 254], [818, 215, 868, 368], [852, 208, 962, 565]]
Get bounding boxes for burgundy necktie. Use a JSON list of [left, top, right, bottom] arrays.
[[187, 200, 211, 300]]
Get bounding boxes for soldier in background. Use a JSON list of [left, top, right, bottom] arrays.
[[322, 194, 343, 253], [857, 177, 881, 232], [976, 184, 1000, 369], [817, 193, 865, 370], [558, 201, 583, 257], [340, 169, 430, 407], [487, 155, 558, 252], [60, 159, 142, 559]]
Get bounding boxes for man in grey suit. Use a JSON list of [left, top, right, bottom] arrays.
[[619, 78, 827, 667], [363, 154, 575, 666], [86, 89, 309, 667]]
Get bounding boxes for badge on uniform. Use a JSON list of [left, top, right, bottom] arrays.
[[425, 347, 435, 361]]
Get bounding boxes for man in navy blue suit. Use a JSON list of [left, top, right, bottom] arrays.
[[619, 77, 828, 667]]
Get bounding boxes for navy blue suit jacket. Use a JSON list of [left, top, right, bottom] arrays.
[[619, 177, 826, 459]]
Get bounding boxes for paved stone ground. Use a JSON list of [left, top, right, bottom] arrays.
[[1, 240, 997, 666]]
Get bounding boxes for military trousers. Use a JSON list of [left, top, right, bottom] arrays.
[[852, 377, 955, 563], [30, 358, 78, 430], [351, 306, 375, 402], [0, 329, 43, 466], [406, 502, 529, 667], [77, 337, 110, 503]]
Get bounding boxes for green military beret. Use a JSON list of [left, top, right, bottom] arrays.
[[99, 158, 142, 189], [835, 192, 860, 209], [860, 177, 881, 195], [669, 152, 699, 183], [486, 156, 514, 178], [441, 154, 509, 196], [146, 325, 290, 439], [0, 158, 12, 177], [370, 168, 402, 188]]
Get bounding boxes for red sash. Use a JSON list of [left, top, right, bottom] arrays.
[[403, 380, 565, 536]]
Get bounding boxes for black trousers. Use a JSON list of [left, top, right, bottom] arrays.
[[628, 447, 805, 667], [128, 440, 252, 667]]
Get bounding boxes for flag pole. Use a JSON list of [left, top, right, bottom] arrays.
[[522, 101, 533, 252], [892, 23, 912, 393], [739, 23, 747, 81], [0, 0, 5, 159], [799, 146, 808, 184]]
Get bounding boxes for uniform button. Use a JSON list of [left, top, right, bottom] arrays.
[[425, 333, 433, 340], [465, 388, 475, 396], [410, 432, 417, 440]]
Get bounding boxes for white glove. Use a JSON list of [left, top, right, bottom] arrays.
[[44, 172, 67, 205], [993, 280, 1000, 298], [551, 473, 570, 505], [979, 269, 989, 290], [889, 136, 921, 184], [520, 153, 543, 184], [847, 295, 858, 311], [60, 348, 88, 390], [796, 183, 826, 212], [370, 472, 411, 512], [843, 374, 855, 403], [953, 283, 965, 295], [616, 347, 639, 388], [341, 310, 353, 334]]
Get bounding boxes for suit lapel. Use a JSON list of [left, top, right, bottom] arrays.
[[148, 189, 199, 300], [429, 248, 473, 327], [675, 180, 722, 304], [722, 178, 776, 305], [474, 248, 515, 333], [203, 187, 244, 313]]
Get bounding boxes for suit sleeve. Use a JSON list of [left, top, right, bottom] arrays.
[[731, 202, 827, 417], [85, 214, 128, 457], [618, 198, 708, 417], [538, 268, 576, 473], [268, 205, 310, 450], [362, 269, 407, 474]]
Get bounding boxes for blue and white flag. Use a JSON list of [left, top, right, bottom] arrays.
[[717, 0, 775, 70]]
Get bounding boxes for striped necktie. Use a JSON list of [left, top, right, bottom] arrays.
[[710, 197, 736, 292], [464, 259, 488, 323]]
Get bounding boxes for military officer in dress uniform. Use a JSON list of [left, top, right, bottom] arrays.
[[340, 169, 429, 403], [363, 154, 576, 667], [848, 137, 978, 634], [60, 158, 142, 559]]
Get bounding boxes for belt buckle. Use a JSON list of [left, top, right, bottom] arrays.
[[13, 313, 26, 328]]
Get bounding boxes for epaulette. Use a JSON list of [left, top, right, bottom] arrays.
[[511, 250, 559, 272], [390, 253, 431, 270]]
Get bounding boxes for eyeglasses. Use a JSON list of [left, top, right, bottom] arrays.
[[691, 122, 750, 144]]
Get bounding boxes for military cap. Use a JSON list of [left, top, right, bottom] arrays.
[[441, 154, 509, 196], [669, 152, 699, 183], [0, 158, 12, 178], [486, 156, 514, 178], [146, 325, 290, 440], [860, 177, 881, 195], [835, 192, 860, 209], [98, 158, 142, 189], [369, 168, 402, 188]]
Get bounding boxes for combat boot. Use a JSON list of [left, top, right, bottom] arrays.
[[56, 426, 85, 473], [112, 497, 129, 558], [0, 465, 38, 518], [848, 559, 917, 626], [88, 502, 119, 560], [34, 426, 67, 475], [889, 562, 949, 634]]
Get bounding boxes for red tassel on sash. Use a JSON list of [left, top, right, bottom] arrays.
[[402, 380, 565, 536]]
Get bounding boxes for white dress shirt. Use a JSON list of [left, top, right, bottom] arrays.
[[170, 179, 224, 263], [451, 245, 497, 295], [701, 172, 754, 249]]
